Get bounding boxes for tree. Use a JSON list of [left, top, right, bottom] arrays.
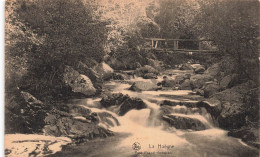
[[5, 0, 108, 100], [155, 0, 200, 39], [195, 0, 259, 81]]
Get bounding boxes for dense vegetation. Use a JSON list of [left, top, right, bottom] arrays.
[[5, 0, 259, 134]]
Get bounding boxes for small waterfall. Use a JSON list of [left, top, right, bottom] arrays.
[[170, 105, 215, 129], [106, 80, 216, 131]]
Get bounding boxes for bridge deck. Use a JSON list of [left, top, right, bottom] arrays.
[[144, 38, 218, 54]]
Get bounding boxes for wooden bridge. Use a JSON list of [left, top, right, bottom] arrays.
[[144, 38, 218, 54]]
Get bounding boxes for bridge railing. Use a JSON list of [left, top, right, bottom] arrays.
[[144, 38, 218, 53]]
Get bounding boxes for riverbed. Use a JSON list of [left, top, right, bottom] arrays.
[[49, 72, 259, 157]]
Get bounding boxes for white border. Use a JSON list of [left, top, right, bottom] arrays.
[[0, 0, 4, 156]]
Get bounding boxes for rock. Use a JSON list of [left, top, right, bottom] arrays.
[[190, 74, 213, 89], [218, 102, 246, 129], [180, 79, 191, 90], [191, 64, 202, 70], [160, 100, 197, 108], [147, 58, 164, 70], [76, 61, 100, 83], [44, 114, 57, 125], [203, 81, 258, 129], [162, 115, 207, 131], [162, 76, 176, 88], [44, 116, 113, 142], [100, 93, 147, 116], [228, 126, 259, 148], [219, 74, 239, 90], [69, 105, 91, 116], [135, 65, 159, 79], [84, 112, 99, 124], [97, 112, 120, 128], [196, 98, 222, 119], [184, 74, 191, 79], [111, 73, 129, 80], [143, 73, 158, 79], [129, 80, 158, 91], [203, 83, 220, 98], [63, 66, 96, 96], [179, 64, 193, 70], [159, 105, 174, 116], [129, 83, 142, 92], [119, 98, 147, 116], [205, 63, 221, 77], [193, 88, 204, 96], [219, 75, 232, 90], [21, 91, 43, 105], [219, 56, 238, 76], [175, 75, 186, 84], [94, 62, 114, 80], [194, 66, 205, 74], [43, 125, 61, 137], [5, 91, 48, 133], [211, 81, 257, 102]]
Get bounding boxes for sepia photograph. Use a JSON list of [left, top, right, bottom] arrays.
[[4, 0, 260, 156]]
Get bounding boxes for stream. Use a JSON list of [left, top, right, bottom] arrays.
[[51, 72, 259, 157]]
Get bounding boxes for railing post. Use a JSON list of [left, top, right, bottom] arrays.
[[155, 40, 158, 48], [198, 41, 201, 53], [173, 40, 177, 51]]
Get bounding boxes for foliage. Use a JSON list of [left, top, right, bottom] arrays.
[[5, 0, 108, 101], [194, 0, 259, 81], [155, 0, 200, 39], [97, 0, 157, 54]]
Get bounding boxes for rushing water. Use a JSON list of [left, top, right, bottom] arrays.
[[55, 76, 259, 157]]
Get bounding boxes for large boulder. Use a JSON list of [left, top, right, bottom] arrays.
[[219, 74, 239, 90], [67, 105, 119, 129], [43, 106, 116, 142], [228, 126, 259, 148], [100, 93, 147, 116], [44, 117, 113, 142], [76, 61, 100, 83], [190, 74, 214, 89], [218, 102, 246, 129], [203, 81, 258, 129], [162, 114, 208, 131], [135, 65, 159, 79], [203, 83, 220, 98], [205, 63, 221, 77], [219, 56, 238, 76], [5, 91, 49, 133], [63, 66, 96, 96], [94, 62, 114, 80]]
